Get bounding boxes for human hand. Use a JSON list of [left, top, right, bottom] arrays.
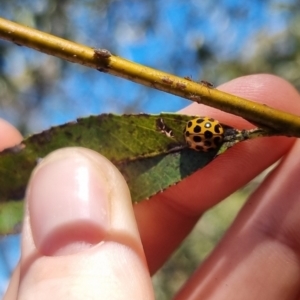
[[4, 74, 300, 299]]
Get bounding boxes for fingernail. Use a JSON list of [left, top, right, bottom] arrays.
[[26, 148, 109, 256]]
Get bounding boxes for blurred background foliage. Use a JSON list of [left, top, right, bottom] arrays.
[[0, 0, 299, 298]]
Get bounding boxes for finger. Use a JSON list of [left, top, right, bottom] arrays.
[[175, 139, 300, 300], [0, 118, 23, 150], [3, 262, 20, 300], [0, 119, 22, 300], [11, 148, 154, 299], [134, 74, 300, 274]]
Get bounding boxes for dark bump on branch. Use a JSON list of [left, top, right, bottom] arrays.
[[200, 80, 214, 88], [94, 48, 111, 72], [161, 76, 174, 85], [97, 67, 109, 73], [184, 76, 193, 81], [189, 94, 202, 103], [176, 82, 187, 90], [94, 48, 112, 58]]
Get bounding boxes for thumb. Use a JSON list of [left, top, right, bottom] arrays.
[[8, 148, 154, 299]]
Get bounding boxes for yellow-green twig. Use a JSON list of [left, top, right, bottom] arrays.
[[0, 17, 300, 136]]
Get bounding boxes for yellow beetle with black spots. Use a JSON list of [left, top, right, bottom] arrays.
[[184, 117, 224, 152]]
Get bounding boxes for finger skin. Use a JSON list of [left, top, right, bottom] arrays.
[[175, 139, 300, 300], [0, 119, 22, 151], [6, 148, 154, 300], [134, 74, 300, 274]]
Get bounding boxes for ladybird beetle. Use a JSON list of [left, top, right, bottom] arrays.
[[184, 117, 224, 152]]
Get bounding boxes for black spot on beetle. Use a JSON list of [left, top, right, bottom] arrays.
[[193, 125, 201, 133], [193, 136, 202, 143], [214, 124, 222, 133], [204, 131, 213, 139]]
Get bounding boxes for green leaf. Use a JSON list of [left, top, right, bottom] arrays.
[[0, 113, 224, 234], [0, 201, 23, 235], [120, 149, 216, 202]]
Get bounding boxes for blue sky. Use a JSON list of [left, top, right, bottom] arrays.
[[0, 0, 294, 296]]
